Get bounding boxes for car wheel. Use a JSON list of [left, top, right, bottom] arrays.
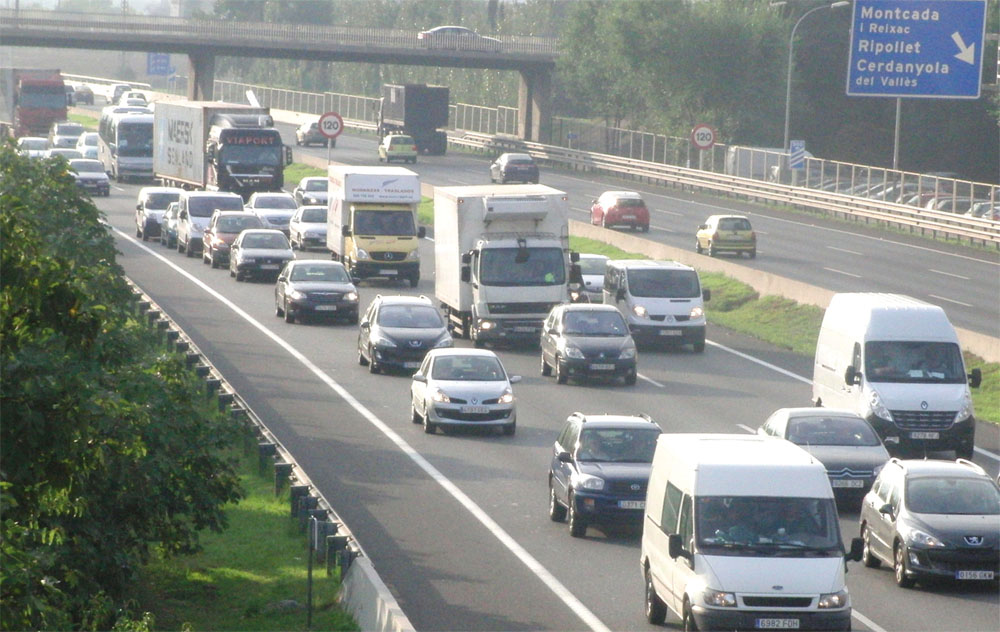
[[862, 524, 881, 568], [202, 250, 210, 265], [229, 265, 235, 277], [296, 138, 302, 146], [367, 346, 380, 374], [411, 403, 422, 424], [135, 224, 142, 238], [641, 224, 650, 233], [692, 338, 706, 354], [555, 357, 567, 384], [540, 353, 551, 376], [567, 491, 586, 537], [347, 312, 359, 325], [707, 241, 716, 257], [211, 253, 220, 269], [283, 300, 295, 324], [894, 542, 915, 588], [423, 413, 436, 434], [357, 345, 369, 366], [235, 270, 245, 282], [502, 421, 515, 436], [408, 274, 419, 289], [275, 298, 284, 317], [645, 567, 667, 625], [749, 248, 757, 259], [548, 482, 567, 522], [177, 239, 185, 253], [682, 599, 698, 631], [624, 369, 637, 386], [695, 239, 703, 254], [601, 215, 608, 229]]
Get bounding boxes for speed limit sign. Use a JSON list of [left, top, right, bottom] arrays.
[[318, 111, 344, 140], [690, 124, 716, 151]]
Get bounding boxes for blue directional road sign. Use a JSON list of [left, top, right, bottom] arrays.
[[146, 52, 173, 76], [789, 140, 806, 170], [846, 0, 986, 98]]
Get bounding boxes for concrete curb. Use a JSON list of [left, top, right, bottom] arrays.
[[339, 558, 414, 632]]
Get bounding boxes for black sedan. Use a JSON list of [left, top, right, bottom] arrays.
[[274, 260, 359, 324], [489, 152, 539, 184], [540, 303, 637, 385], [357, 295, 452, 374]]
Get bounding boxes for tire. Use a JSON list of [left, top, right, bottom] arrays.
[[641, 224, 649, 233], [235, 271, 245, 282], [408, 275, 419, 288], [367, 346, 380, 374], [411, 403, 422, 424], [275, 299, 284, 317], [357, 345, 369, 366], [423, 414, 436, 434], [894, 543, 915, 588], [210, 253, 220, 269], [567, 491, 587, 537], [229, 266, 235, 277], [749, 249, 757, 259], [202, 250, 210, 265], [695, 239, 703, 254], [682, 600, 698, 631], [707, 241, 716, 257], [862, 524, 881, 568], [502, 421, 515, 436], [135, 224, 142, 238], [692, 338, 706, 353], [540, 354, 552, 376], [624, 370, 637, 386], [956, 444, 974, 460], [283, 300, 295, 324], [548, 482, 566, 522], [644, 568, 667, 625], [601, 215, 608, 229], [186, 243, 196, 257], [177, 239, 185, 253], [555, 358, 567, 384], [347, 312, 359, 325]]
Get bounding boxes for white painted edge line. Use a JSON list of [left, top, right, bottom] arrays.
[[114, 228, 613, 632]]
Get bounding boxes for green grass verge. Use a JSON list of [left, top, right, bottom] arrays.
[[284, 163, 324, 185], [69, 111, 99, 129], [132, 447, 358, 631]]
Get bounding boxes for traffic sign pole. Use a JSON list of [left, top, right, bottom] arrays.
[[318, 111, 344, 166]]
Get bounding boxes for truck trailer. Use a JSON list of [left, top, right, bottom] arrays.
[[377, 83, 449, 156], [0, 68, 67, 138], [434, 184, 579, 346], [327, 165, 426, 288], [152, 101, 291, 199]]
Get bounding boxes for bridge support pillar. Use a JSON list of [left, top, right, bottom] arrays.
[[518, 67, 552, 143], [188, 52, 216, 102]]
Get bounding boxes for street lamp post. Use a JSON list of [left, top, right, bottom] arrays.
[[782, 1, 850, 152]]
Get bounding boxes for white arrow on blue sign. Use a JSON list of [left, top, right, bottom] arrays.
[[846, 0, 987, 99], [789, 140, 806, 170]]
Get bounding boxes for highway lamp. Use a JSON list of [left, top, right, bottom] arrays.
[[778, 1, 850, 152]]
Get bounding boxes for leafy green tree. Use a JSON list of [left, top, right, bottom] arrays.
[[0, 145, 245, 630]]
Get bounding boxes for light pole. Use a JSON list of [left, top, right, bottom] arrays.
[[781, 1, 849, 152]]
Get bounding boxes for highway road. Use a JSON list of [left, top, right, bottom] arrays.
[[84, 124, 999, 632]]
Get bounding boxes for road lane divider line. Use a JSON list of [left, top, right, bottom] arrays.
[[822, 267, 863, 278], [638, 374, 665, 388], [928, 294, 973, 308], [114, 227, 614, 632], [827, 246, 863, 256], [929, 269, 970, 280]]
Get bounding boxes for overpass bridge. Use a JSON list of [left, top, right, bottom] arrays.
[[0, 8, 559, 141]]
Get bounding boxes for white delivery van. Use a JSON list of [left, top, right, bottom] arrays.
[[640, 434, 862, 631], [603, 260, 710, 352], [812, 293, 981, 459]]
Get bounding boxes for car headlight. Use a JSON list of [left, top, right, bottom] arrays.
[[702, 588, 737, 608], [345, 291, 359, 302], [955, 390, 975, 423], [818, 589, 849, 609], [562, 345, 584, 359], [406, 249, 420, 260], [632, 304, 648, 318], [288, 290, 307, 301], [571, 472, 605, 491], [689, 305, 704, 319], [620, 347, 636, 359], [498, 388, 514, 404], [372, 334, 397, 348], [304, 196, 319, 204], [433, 334, 453, 349], [210, 236, 227, 247], [240, 256, 255, 264], [356, 249, 370, 260], [479, 320, 495, 330], [864, 386, 893, 421], [903, 527, 945, 548], [430, 388, 450, 403]]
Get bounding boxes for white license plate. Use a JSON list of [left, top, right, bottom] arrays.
[[956, 570, 994, 580], [315, 305, 337, 311], [756, 619, 800, 630], [659, 330, 682, 336], [513, 326, 535, 333], [403, 361, 421, 369], [618, 500, 644, 509], [260, 264, 280, 270], [589, 363, 616, 370], [379, 269, 398, 275], [831, 479, 865, 488], [910, 431, 939, 440], [622, 214, 636, 220], [461, 405, 489, 414]]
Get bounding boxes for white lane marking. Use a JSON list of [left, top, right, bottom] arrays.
[[928, 294, 973, 308], [929, 269, 970, 281], [113, 227, 613, 632], [823, 267, 863, 278], [706, 340, 811, 384], [638, 374, 665, 388], [828, 246, 863, 256], [659, 208, 684, 217], [736, 424, 756, 434], [852, 609, 890, 632]]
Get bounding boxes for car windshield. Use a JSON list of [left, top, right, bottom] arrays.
[[19, 139, 47, 150], [241, 233, 289, 250], [81, 134, 98, 146], [219, 144, 282, 166], [563, 311, 628, 336], [431, 355, 506, 381], [254, 196, 297, 209], [576, 428, 660, 463], [353, 210, 415, 236], [718, 217, 752, 231], [117, 122, 153, 157], [479, 247, 565, 287], [305, 179, 326, 191], [300, 208, 327, 223], [378, 305, 444, 329], [617, 198, 645, 208], [508, 157, 535, 166], [578, 258, 607, 276], [389, 136, 414, 146], [906, 477, 1000, 515], [696, 496, 842, 555], [189, 196, 243, 217], [864, 341, 965, 383], [217, 216, 262, 233], [144, 192, 180, 210], [69, 160, 103, 173], [785, 416, 881, 446], [290, 264, 349, 283], [626, 269, 701, 298]]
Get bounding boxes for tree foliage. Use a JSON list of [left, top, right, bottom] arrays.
[[0, 144, 245, 630]]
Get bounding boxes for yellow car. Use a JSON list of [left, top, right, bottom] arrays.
[[378, 134, 418, 164], [695, 214, 756, 258]]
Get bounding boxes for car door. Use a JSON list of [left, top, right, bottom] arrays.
[[540, 309, 560, 370], [867, 473, 897, 563], [275, 265, 290, 308], [412, 354, 432, 417], [551, 421, 579, 505], [670, 493, 696, 615], [358, 300, 378, 362]]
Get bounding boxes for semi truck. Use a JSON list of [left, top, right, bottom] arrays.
[[152, 101, 291, 199], [327, 165, 426, 288], [434, 184, 580, 346], [0, 68, 67, 138], [377, 83, 449, 156]]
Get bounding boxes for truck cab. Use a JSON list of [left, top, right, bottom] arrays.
[[206, 113, 291, 199]]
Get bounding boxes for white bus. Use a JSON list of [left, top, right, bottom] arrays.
[[98, 109, 154, 182]]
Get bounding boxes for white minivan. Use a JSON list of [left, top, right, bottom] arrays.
[[640, 434, 862, 631], [812, 293, 981, 459], [603, 260, 709, 352]]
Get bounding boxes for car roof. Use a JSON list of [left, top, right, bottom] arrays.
[[577, 253, 609, 260], [375, 294, 434, 306], [138, 186, 183, 196], [502, 152, 533, 161], [889, 458, 989, 479], [775, 407, 865, 420], [569, 412, 659, 429], [301, 176, 325, 183], [213, 210, 256, 217], [289, 259, 342, 268], [425, 348, 499, 359], [708, 214, 750, 221], [68, 158, 101, 166], [606, 259, 695, 272], [251, 192, 294, 199], [184, 191, 242, 198], [560, 303, 620, 314], [239, 229, 286, 236], [601, 190, 642, 199]]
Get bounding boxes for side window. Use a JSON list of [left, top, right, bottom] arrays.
[[557, 421, 578, 452], [678, 494, 694, 551], [418, 354, 432, 377], [661, 482, 683, 535], [888, 479, 901, 513]]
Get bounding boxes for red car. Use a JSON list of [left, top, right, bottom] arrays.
[[202, 211, 265, 269], [591, 191, 650, 232]]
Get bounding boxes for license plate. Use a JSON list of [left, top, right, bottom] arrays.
[[379, 269, 398, 275], [659, 330, 682, 336], [513, 326, 535, 333], [911, 431, 939, 440], [315, 305, 337, 311], [956, 570, 994, 580], [756, 619, 800, 630], [622, 215, 636, 220], [403, 361, 421, 369], [461, 405, 489, 414], [831, 479, 865, 488], [618, 500, 644, 509], [260, 264, 279, 270], [589, 363, 615, 370]]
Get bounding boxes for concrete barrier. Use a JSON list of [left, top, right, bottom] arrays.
[[338, 557, 415, 632]]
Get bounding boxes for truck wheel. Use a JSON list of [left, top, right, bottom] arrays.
[[408, 274, 419, 288]]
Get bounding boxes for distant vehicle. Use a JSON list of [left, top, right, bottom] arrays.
[[98, 109, 154, 182], [489, 152, 539, 184], [376, 83, 449, 155], [122, 91, 147, 104], [44, 147, 82, 161], [292, 176, 328, 207], [275, 260, 359, 325], [695, 214, 756, 258], [377, 133, 418, 164], [965, 201, 1000, 221], [417, 25, 501, 52], [75, 131, 98, 155], [0, 68, 67, 137], [228, 229, 294, 282], [175, 191, 245, 257], [48, 120, 84, 148], [73, 84, 94, 105], [409, 348, 518, 436], [539, 303, 637, 386], [67, 158, 110, 197], [201, 210, 264, 268], [160, 202, 181, 248], [64, 83, 76, 106], [926, 197, 989, 214], [288, 205, 327, 251], [15, 136, 48, 159], [135, 186, 183, 241], [591, 190, 649, 232], [357, 294, 452, 375], [107, 83, 133, 104], [295, 119, 334, 148], [245, 191, 298, 235]]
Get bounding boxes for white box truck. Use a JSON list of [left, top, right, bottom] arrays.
[[434, 184, 579, 345], [327, 166, 425, 287], [641, 433, 862, 631], [812, 293, 981, 459]]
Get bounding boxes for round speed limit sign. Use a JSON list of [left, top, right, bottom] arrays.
[[690, 124, 716, 151], [318, 111, 344, 140]]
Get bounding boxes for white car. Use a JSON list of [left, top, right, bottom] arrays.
[[229, 229, 295, 282], [176, 191, 245, 257], [575, 253, 608, 303], [75, 132, 99, 157], [292, 176, 329, 207], [16, 136, 48, 159], [246, 191, 299, 235], [409, 348, 520, 436], [48, 121, 85, 148], [289, 205, 328, 251], [135, 186, 183, 242]]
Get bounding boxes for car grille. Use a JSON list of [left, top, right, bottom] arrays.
[[581, 350, 622, 361], [306, 291, 344, 302], [648, 314, 690, 322], [826, 468, 873, 478], [742, 597, 813, 608], [434, 407, 510, 421], [890, 409, 955, 430], [440, 396, 500, 405], [606, 480, 647, 497], [370, 251, 408, 262], [257, 257, 289, 265], [923, 548, 1000, 572], [487, 302, 558, 314]]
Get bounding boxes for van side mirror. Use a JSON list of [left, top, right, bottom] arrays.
[[460, 266, 471, 283], [136, 203, 142, 211], [844, 365, 861, 386], [878, 503, 894, 518], [702, 288, 711, 301], [667, 533, 691, 561], [341, 225, 351, 237], [846, 537, 864, 562], [418, 226, 426, 239], [968, 368, 982, 388], [569, 251, 580, 263], [412, 374, 427, 383], [557, 451, 573, 463], [205, 144, 215, 160]]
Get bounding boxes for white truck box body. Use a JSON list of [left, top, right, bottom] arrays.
[[326, 165, 420, 257]]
